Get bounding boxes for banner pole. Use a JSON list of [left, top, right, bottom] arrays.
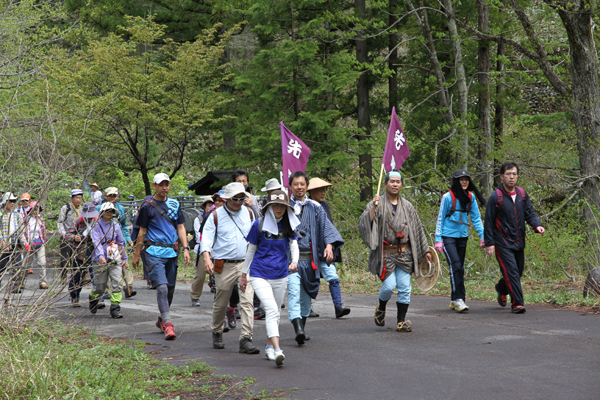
[[375, 163, 385, 205]]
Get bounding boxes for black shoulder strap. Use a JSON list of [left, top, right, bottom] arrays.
[[147, 199, 177, 230]]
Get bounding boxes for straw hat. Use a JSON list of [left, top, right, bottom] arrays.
[[90, 183, 99, 189], [414, 246, 440, 291], [307, 177, 332, 191]]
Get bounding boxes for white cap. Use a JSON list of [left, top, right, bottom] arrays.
[[105, 187, 119, 196], [153, 173, 171, 184], [261, 178, 282, 192], [221, 182, 246, 199], [100, 202, 118, 215]]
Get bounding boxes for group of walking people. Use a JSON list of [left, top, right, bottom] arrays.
[[0, 160, 545, 368]]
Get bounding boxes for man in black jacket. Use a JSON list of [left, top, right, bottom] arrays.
[[484, 162, 545, 314]]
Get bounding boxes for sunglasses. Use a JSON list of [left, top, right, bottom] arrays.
[[8, 200, 17, 203], [230, 196, 246, 203]]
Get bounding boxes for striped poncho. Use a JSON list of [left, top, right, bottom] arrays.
[[358, 192, 430, 280]]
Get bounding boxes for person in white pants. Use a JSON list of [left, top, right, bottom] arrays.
[[240, 189, 300, 367], [23, 201, 48, 289]]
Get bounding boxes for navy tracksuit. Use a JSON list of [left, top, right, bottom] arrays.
[[484, 185, 541, 309]]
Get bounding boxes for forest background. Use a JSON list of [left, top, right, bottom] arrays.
[[2, 0, 600, 306]]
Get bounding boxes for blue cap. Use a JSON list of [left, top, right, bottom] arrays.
[[70, 189, 83, 197]]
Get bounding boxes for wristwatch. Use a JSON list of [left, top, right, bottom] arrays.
[[183, 246, 190, 251]]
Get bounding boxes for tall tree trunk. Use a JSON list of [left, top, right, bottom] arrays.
[[477, 0, 492, 196], [557, 6, 600, 234], [493, 28, 505, 188], [443, 0, 469, 168], [355, 0, 373, 201], [388, 0, 398, 114], [409, 0, 455, 165]]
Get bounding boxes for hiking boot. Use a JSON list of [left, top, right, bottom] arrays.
[[497, 292, 507, 307], [274, 350, 285, 367], [452, 299, 469, 313], [27, 269, 33, 274], [164, 322, 176, 340], [212, 331, 224, 349], [374, 305, 386, 327], [239, 335, 260, 354], [191, 297, 200, 307], [309, 307, 319, 318], [335, 306, 351, 319], [156, 316, 165, 333], [396, 320, 412, 332], [71, 297, 80, 307], [39, 282, 48, 290], [11, 286, 22, 294], [223, 320, 229, 333], [254, 307, 265, 320], [511, 305, 526, 314], [227, 306, 236, 329], [97, 297, 106, 309], [89, 295, 99, 314], [110, 304, 123, 319], [123, 286, 136, 298], [265, 346, 275, 361]]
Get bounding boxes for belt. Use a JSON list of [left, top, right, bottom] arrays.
[[298, 251, 311, 261], [223, 259, 244, 264], [145, 240, 178, 249], [384, 243, 409, 254]]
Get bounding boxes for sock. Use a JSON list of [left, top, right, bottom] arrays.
[[157, 284, 171, 323], [378, 297, 389, 311], [265, 344, 273, 350]]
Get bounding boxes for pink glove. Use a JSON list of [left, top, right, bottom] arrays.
[[434, 242, 444, 253], [480, 239, 485, 248]]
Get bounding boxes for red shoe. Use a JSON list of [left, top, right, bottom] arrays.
[[511, 305, 526, 314], [497, 292, 507, 307], [156, 316, 165, 333], [164, 322, 176, 340], [27, 269, 33, 274]]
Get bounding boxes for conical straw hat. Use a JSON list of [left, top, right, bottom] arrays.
[[414, 246, 440, 291]]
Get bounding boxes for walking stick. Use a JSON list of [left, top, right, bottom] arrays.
[[374, 163, 385, 206]]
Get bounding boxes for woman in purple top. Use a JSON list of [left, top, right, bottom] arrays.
[[89, 202, 127, 318], [240, 190, 299, 367]]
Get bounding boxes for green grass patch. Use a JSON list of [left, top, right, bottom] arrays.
[[0, 318, 284, 399]]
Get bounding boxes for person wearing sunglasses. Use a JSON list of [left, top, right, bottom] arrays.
[[0, 192, 28, 293], [201, 182, 260, 354]]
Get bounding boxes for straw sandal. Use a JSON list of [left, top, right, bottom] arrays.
[[374, 305, 386, 327]]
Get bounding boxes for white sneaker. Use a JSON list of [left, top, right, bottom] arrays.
[[454, 299, 469, 313], [274, 350, 285, 366], [265, 346, 275, 361], [449, 300, 457, 310]]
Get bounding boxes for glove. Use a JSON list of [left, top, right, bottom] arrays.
[[480, 239, 486, 248], [24, 244, 30, 251], [434, 242, 443, 253]]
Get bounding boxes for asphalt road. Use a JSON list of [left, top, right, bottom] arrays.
[[39, 273, 600, 400]]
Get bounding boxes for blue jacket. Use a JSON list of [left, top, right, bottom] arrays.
[[484, 185, 541, 251], [435, 191, 484, 242]]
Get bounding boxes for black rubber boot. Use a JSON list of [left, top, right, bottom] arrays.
[[302, 316, 310, 341], [89, 295, 99, 314], [109, 304, 123, 319], [335, 306, 351, 319], [292, 318, 305, 345]]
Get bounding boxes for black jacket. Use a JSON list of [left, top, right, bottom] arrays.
[[484, 184, 541, 251]]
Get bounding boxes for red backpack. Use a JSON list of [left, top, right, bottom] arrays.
[[495, 187, 526, 209], [446, 190, 472, 218]]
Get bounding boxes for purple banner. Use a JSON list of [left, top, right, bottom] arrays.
[[382, 107, 410, 172], [281, 122, 311, 188]]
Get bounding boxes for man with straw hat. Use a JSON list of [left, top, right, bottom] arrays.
[[307, 177, 351, 318], [358, 169, 432, 333], [288, 171, 344, 345], [90, 183, 102, 205]]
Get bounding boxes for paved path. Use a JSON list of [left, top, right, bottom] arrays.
[[43, 276, 599, 400]]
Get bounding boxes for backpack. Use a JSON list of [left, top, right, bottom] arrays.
[[446, 190, 472, 218], [495, 186, 527, 209]]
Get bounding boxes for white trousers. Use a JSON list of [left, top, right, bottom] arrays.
[[249, 276, 288, 339], [25, 246, 47, 284]]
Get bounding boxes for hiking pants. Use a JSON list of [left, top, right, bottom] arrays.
[[494, 245, 525, 309], [442, 237, 468, 301], [190, 252, 206, 300], [91, 261, 123, 305]]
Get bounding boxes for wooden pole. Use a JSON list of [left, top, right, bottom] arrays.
[[374, 163, 385, 205]]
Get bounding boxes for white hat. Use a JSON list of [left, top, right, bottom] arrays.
[[153, 173, 170, 184], [1, 192, 18, 206], [221, 182, 246, 199], [100, 202, 118, 215], [105, 187, 119, 196], [261, 178, 282, 192]]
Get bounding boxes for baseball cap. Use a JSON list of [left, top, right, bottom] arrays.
[[21, 193, 32, 201], [153, 173, 170, 184], [105, 187, 119, 196], [70, 189, 84, 197]]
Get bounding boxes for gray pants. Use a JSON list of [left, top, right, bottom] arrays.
[[91, 261, 123, 305]]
